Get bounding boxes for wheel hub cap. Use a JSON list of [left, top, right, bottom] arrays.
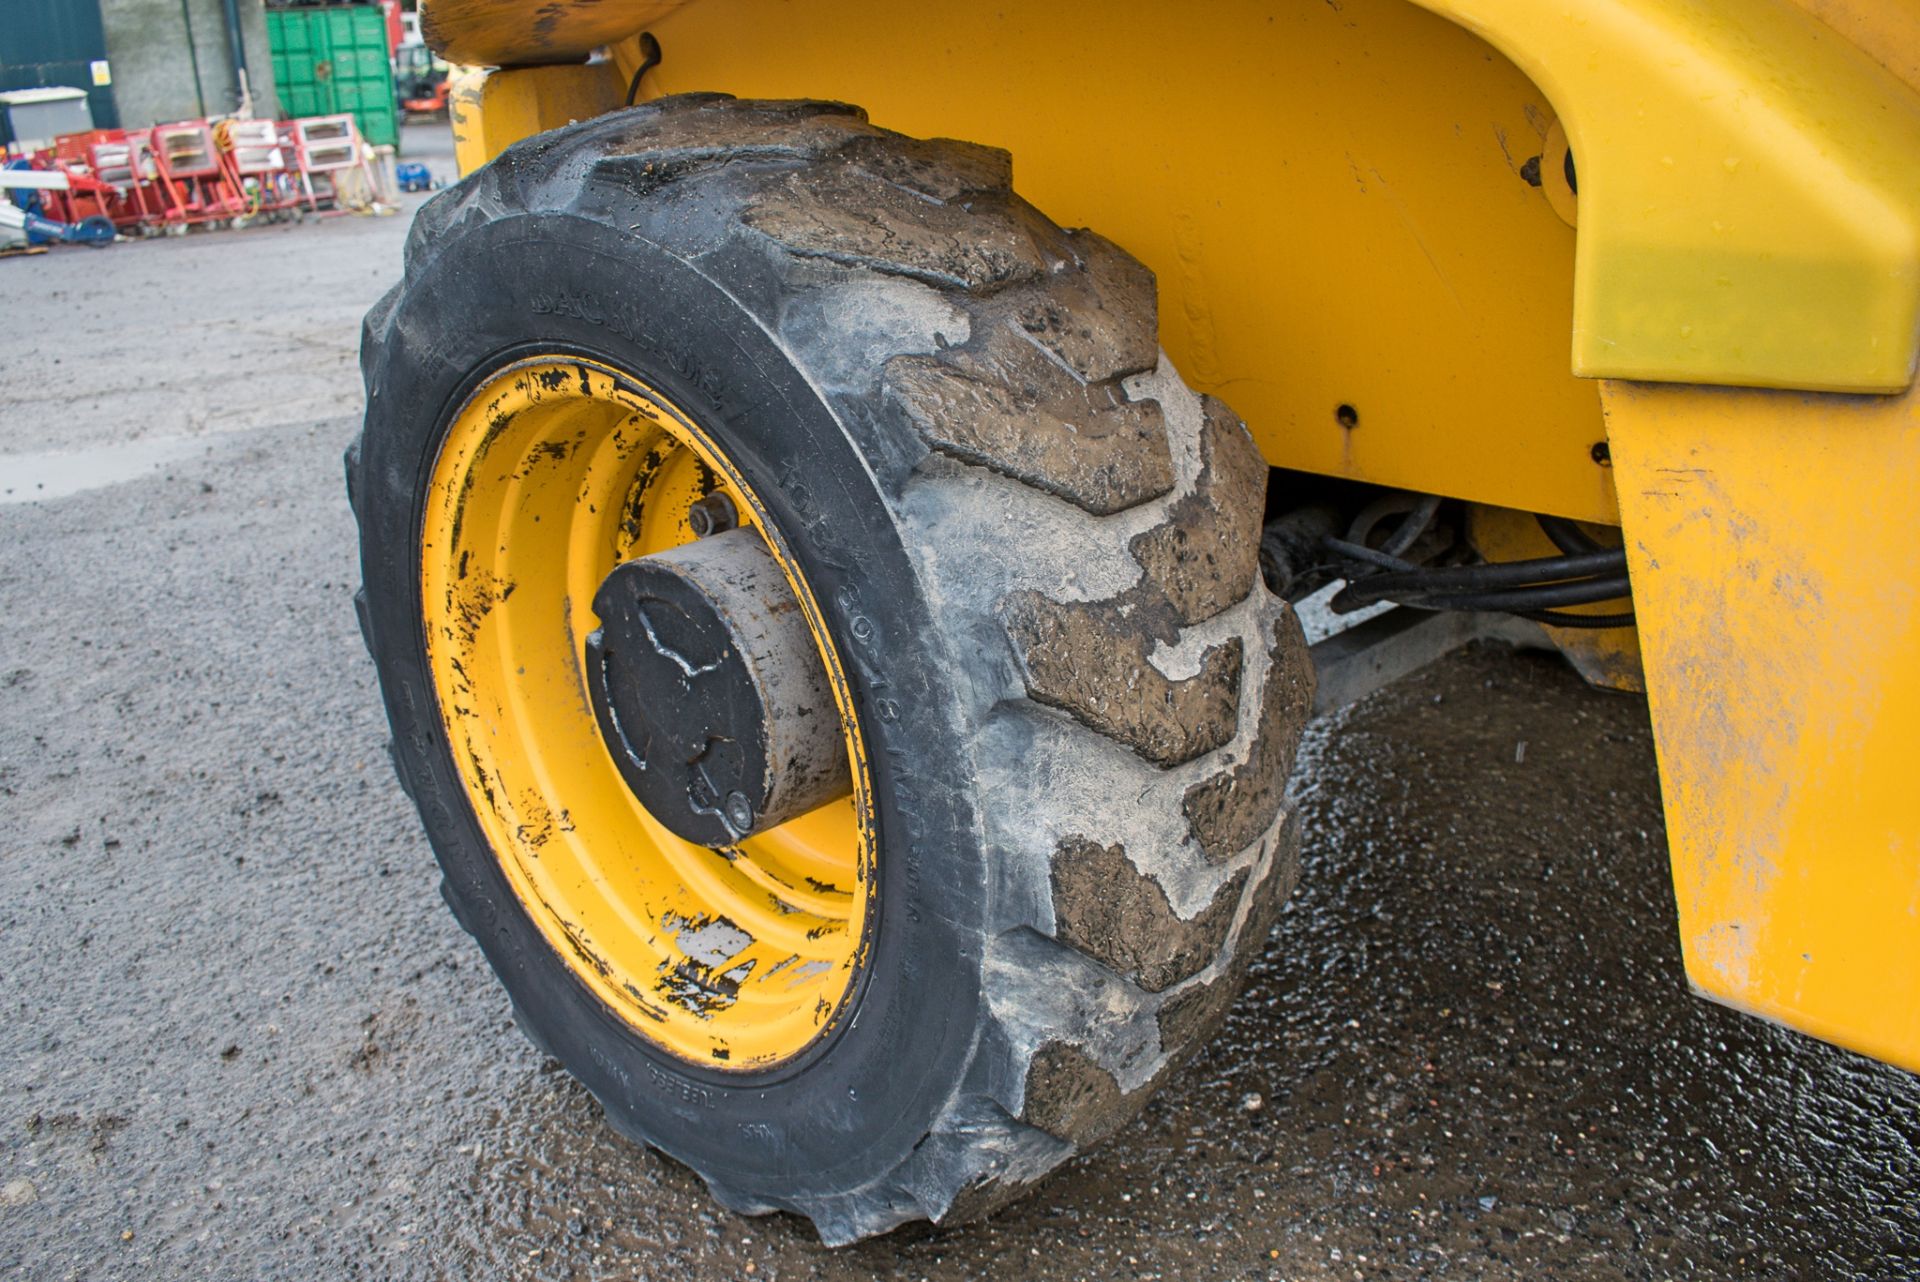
[[586, 528, 850, 847]]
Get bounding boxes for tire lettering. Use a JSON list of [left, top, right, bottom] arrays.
[[641, 1057, 716, 1110]]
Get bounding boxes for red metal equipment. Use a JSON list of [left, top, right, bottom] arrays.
[[149, 120, 248, 226], [19, 133, 137, 231], [288, 115, 373, 213], [13, 113, 371, 237], [214, 118, 303, 219], [81, 132, 171, 230]]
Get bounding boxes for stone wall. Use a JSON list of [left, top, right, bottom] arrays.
[[99, 0, 279, 128]]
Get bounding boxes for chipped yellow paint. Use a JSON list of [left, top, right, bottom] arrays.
[[420, 357, 875, 1069], [1605, 378, 1920, 1072]]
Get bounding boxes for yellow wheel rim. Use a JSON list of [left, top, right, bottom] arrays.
[[419, 356, 875, 1069]]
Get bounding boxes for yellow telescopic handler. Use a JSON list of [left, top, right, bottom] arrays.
[[344, 0, 1920, 1241]]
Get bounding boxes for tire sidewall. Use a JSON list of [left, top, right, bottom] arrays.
[[357, 211, 984, 1197]]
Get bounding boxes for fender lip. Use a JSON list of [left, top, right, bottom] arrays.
[[1418, 0, 1920, 394]]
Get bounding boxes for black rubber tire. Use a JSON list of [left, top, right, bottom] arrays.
[[348, 95, 1314, 1244]]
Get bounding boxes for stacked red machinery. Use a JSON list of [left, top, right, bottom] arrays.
[[30, 131, 134, 228], [22, 115, 378, 233], [214, 119, 304, 218], [149, 120, 247, 225]]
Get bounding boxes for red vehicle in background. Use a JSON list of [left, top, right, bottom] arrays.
[[393, 42, 450, 117]]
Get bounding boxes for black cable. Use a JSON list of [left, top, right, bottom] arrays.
[[626, 33, 663, 106], [1378, 575, 1631, 613], [1536, 513, 1604, 556], [1337, 547, 1625, 604], [1380, 494, 1442, 557], [1346, 493, 1442, 560], [1320, 536, 1417, 574], [1321, 516, 1637, 629], [1331, 578, 1626, 617], [1523, 608, 1636, 629]]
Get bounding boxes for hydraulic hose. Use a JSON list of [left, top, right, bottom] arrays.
[[1318, 507, 1636, 629]]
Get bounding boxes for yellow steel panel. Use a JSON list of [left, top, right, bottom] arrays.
[[1605, 379, 1920, 1071], [607, 0, 1619, 524], [1789, 0, 1920, 92], [422, 0, 687, 67], [1418, 0, 1920, 393], [449, 63, 624, 177]]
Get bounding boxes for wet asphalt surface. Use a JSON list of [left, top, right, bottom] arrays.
[[2, 124, 1917, 1281]]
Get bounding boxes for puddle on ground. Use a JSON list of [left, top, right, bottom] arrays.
[[0, 434, 220, 504]]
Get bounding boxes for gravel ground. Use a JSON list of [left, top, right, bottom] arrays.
[[1, 123, 1915, 1282]]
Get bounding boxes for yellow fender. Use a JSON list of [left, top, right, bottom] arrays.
[[1425, 0, 1920, 393], [1422, 0, 1920, 1068]]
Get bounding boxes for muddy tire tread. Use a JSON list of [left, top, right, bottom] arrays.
[[347, 95, 1313, 1244]]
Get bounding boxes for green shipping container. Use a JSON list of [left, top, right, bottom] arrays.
[[265, 4, 398, 150]]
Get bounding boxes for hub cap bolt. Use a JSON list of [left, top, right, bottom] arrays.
[[688, 493, 739, 538], [724, 791, 755, 833]]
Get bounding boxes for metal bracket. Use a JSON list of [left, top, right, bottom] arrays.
[[1310, 607, 1546, 717]]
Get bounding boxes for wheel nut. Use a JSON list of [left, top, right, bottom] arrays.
[[688, 493, 738, 538], [724, 791, 755, 834]]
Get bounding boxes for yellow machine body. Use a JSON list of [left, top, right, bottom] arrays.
[[427, 0, 1920, 1072]]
